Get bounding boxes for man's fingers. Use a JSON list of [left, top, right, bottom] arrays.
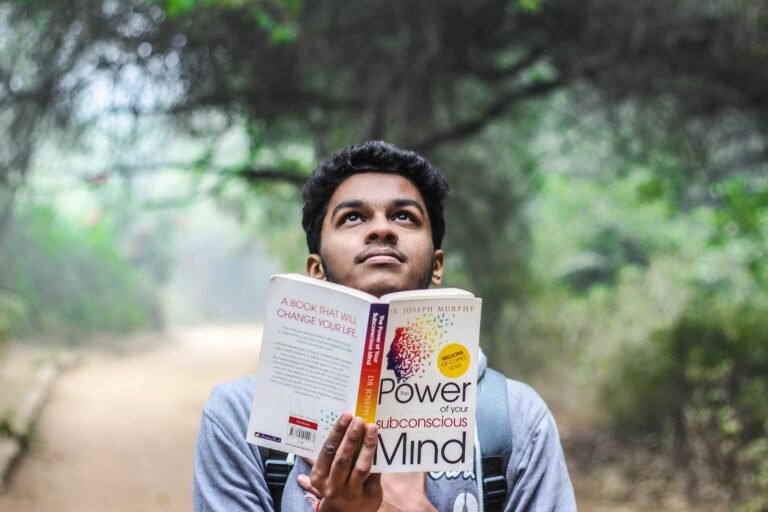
[[364, 472, 383, 500], [297, 474, 322, 497], [312, 412, 352, 481], [327, 416, 365, 491], [348, 423, 378, 489]]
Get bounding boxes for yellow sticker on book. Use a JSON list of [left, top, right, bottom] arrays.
[[437, 343, 470, 378]]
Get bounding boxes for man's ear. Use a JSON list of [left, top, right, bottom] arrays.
[[431, 249, 445, 286], [306, 254, 326, 280]]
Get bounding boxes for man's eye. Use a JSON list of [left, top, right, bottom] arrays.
[[343, 213, 362, 223], [393, 212, 413, 221]]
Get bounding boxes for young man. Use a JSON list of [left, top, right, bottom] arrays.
[[194, 141, 576, 511]]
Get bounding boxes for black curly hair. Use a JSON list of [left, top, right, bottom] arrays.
[[302, 141, 450, 254]]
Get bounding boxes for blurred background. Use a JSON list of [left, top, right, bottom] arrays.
[[1, 0, 767, 510]]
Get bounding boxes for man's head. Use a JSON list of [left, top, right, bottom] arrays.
[[302, 141, 450, 297]]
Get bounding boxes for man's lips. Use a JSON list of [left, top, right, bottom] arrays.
[[355, 248, 405, 265]]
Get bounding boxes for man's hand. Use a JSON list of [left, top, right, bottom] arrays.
[[299, 412, 382, 512], [379, 472, 437, 512]]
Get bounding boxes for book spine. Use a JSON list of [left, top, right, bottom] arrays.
[[354, 303, 389, 424]]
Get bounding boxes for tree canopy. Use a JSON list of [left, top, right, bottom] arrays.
[[3, 0, 768, 176], [2, 0, 768, 355]]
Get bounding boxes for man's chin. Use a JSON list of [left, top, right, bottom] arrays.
[[321, 260, 433, 296], [356, 272, 430, 297], [354, 279, 403, 298]]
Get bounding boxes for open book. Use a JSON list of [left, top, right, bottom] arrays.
[[246, 273, 482, 472]]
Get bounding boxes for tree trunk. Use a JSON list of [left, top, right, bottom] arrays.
[[0, 187, 17, 253]]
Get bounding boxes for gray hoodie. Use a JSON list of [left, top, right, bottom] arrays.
[[193, 351, 576, 511]]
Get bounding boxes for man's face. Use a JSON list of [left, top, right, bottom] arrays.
[[306, 172, 444, 297]]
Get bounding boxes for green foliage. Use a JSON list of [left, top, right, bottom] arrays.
[[560, 226, 650, 292], [523, 99, 768, 507], [209, 139, 312, 271], [0, 291, 27, 344], [0, 204, 161, 341], [154, 0, 301, 43], [0, 409, 15, 439], [514, 0, 541, 13], [711, 177, 768, 278], [606, 290, 768, 508], [239, 181, 306, 272], [434, 117, 541, 367]]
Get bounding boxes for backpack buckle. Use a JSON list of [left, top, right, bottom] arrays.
[[482, 456, 507, 505], [264, 453, 294, 511], [264, 456, 294, 489]]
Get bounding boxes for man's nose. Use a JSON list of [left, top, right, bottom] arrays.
[[365, 213, 398, 243]]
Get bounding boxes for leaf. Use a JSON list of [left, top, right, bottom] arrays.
[[515, 0, 542, 13], [164, 0, 197, 17]]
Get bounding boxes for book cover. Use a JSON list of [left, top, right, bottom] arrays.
[[246, 274, 482, 472]]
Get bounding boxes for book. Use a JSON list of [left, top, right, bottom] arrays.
[[246, 273, 482, 472]]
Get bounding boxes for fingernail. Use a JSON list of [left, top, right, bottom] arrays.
[[339, 412, 352, 426], [351, 417, 363, 431], [297, 474, 309, 486]]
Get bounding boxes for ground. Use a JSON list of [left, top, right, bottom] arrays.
[[0, 325, 260, 512]]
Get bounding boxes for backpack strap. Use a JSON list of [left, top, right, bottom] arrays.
[[476, 367, 512, 511], [259, 447, 294, 512]]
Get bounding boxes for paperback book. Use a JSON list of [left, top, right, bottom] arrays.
[[246, 273, 482, 472]]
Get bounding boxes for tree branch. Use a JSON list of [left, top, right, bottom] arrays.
[[235, 167, 307, 187], [710, 149, 768, 177], [81, 162, 308, 188], [470, 46, 545, 82], [411, 77, 566, 153]]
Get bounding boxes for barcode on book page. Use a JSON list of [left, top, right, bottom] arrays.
[[287, 415, 318, 447], [288, 425, 316, 443]]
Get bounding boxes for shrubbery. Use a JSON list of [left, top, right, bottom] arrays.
[[604, 288, 768, 509], [529, 168, 768, 509], [0, 291, 26, 348], [0, 205, 162, 343]]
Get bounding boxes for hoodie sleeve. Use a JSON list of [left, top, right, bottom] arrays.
[[193, 379, 276, 512], [503, 380, 577, 512]]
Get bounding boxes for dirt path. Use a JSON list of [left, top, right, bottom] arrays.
[[0, 325, 262, 512]]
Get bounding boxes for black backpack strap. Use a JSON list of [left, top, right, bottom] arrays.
[[259, 447, 294, 512], [476, 367, 512, 511]]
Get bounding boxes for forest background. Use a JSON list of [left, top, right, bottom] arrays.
[[1, 0, 767, 509]]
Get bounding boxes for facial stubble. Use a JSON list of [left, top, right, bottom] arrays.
[[319, 253, 436, 296]]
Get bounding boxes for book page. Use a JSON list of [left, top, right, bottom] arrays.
[[381, 287, 474, 301], [372, 296, 482, 472], [246, 275, 371, 458]]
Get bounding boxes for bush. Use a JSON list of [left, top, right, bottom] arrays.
[[0, 205, 161, 342], [0, 291, 26, 348], [604, 290, 768, 509]]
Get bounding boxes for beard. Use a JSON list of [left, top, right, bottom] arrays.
[[320, 254, 436, 295]]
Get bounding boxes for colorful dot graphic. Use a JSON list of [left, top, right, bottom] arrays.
[[386, 313, 454, 383]]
